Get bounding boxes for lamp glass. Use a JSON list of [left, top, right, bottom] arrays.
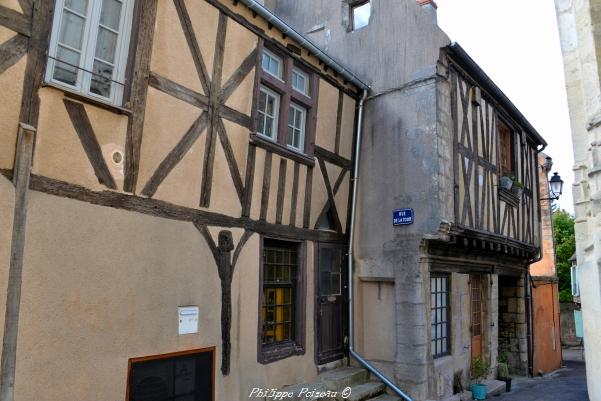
[[549, 172, 564, 197]]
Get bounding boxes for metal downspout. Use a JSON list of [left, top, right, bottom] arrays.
[[347, 90, 414, 401]]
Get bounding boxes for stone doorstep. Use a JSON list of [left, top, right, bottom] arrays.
[[340, 381, 386, 401], [320, 367, 370, 391], [458, 379, 507, 401]]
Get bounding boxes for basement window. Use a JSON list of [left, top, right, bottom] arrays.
[[351, 1, 371, 31]]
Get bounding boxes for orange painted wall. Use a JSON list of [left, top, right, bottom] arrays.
[[532, 282, 562, 373], [530, 153, 562, 374]]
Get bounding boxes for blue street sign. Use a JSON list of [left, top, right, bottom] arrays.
[[393, 208, 414, 226]]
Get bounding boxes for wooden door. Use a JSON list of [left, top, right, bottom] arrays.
[[315, 244, 346, 364], [471, 274, 483, 360]]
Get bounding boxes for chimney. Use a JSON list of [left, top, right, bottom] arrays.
[[416, 0, 438, 23]]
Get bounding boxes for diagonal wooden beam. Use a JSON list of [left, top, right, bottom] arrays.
[[211, 12, 227, 90], [219, 105, 251, 129], [314, 168, 347, 230], [17, 0, 32, 16], [141, 111, 209, 197], [317, 157, 342, 233], [148, 72, 209, 110], [232, 230, 253, 270], [0, 6, 31, 37], [199, 119, 218, 207], [215, 118, 244, 203], [193, 221, 218, 260], [174, 0, 211, 95], [63, 99, 117, 189], [219, 48, 257, 103], [0, 34, 28, 74]]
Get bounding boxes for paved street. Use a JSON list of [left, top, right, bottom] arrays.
[[490, 360, 589, 401]]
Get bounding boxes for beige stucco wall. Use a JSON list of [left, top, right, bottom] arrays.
[[12, 190, 321, 400]]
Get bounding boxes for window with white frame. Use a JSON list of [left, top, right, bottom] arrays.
[[351, 1, 371, 31], [292, 68, 309, 96], [431, 274, 450, 358], [257, 86, 280, 140], [46, 0, 135, 105], [287, 103, 306, 152], [261, 49, 283, 80]]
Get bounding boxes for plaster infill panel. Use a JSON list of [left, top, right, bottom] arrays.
[[186, 0, 220, 83], [150, 0, 205, 94], [15, 192, 222, 401], [33, 88, 120, 192], [338, 94, 356, 160], [221, 16, 258, 93], [138, 87, 204, 207], [315, 80, 339, 152]]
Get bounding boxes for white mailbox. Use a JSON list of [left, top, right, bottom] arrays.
[[178, 306, 199, 335]]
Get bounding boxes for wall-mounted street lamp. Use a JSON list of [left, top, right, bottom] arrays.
[[542, 172, 564, 201]]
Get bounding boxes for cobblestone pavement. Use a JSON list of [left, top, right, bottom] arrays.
[[490, 361, 588, 401]]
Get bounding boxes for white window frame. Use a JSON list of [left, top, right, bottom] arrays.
[[257, 86, 280, 141], [292, 68, 309, 97], [261, 48, 283, 80], [45, 0, 135, 106], [287, 102, 306, 153]]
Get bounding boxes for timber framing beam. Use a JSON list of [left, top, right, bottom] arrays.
[[0, 170, 346, 244]]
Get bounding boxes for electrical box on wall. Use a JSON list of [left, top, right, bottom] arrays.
[[178, 306, 199, 335]]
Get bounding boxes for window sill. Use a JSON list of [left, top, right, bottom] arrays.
[[258, 340, 305, 364], [498, 187, 520, 208], [250, 134, 315, 167], [42, 82, 132, 116]]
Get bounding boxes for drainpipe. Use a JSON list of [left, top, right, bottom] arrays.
[[347, 90, 414, 401]]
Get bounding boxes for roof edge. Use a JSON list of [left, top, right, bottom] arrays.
[[447, 42, 547, 147]]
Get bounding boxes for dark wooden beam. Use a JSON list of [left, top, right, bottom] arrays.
[[0, 124, 35, 401], [241, 145, 256, 217], [275, 158, 287, 224], [0, 170, 347, 244], [148, 72, 209, 110], [18, 0, 54, 128], [123, 0, 158, 193], [314, 146, 352, 169], [219, 48, 258, 103], [63, 99, 117, 190], [303, 166, 313, 228], [219, 105, 252, 129], [216, 118, 244, 203], [199, 121, 218, 207], [259, 151, 272, 220], [334, 90, 344, 155], [0, 6, 31, 37], [0, 34, 28, 74], [17, 0, 32, 16], [317, 157, 342, 233], [141, 112, 209, 197], [289, 162, 299, 226]]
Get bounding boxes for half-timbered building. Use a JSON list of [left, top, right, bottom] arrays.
[[271, 1, 549, 400], [0, 0, 368, 400]]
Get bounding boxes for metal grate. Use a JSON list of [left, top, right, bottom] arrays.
[[431, 274, 450, 358]]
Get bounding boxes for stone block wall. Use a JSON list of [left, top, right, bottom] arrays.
[[498, 276, 528, 375]]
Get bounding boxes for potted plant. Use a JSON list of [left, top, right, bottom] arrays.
[[497, 361, 512, 392], [499, 172, 513, 190], [497, 353, 512, 392], [511, 179, 524, 199], [471, 357, 491, 400]]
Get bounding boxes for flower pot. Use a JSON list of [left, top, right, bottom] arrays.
[[500, 176, 513, 190], [511, 186, 523, 199], [471, 383, 488, 400]]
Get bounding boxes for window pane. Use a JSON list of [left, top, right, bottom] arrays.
[[174, 357, 196, 395], [352, 2, 371, 30], [59, 11, 86, 50], [65, 0, 88, 15], [95, 27, 118, 63], [90, 59, 113, 97], [100, 0, 122, 30], [54, 46, 80, 85]]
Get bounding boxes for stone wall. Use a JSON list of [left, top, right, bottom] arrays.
[[498, 276, 528, 375], [560, 302, 582, 347]]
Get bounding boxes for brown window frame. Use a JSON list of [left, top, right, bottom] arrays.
[[257, 237, 306, 364], [497, 118, 515, 177], [126, 347, 215, 401], [431, 274, 451, 359], [251, 41, 319, 164]]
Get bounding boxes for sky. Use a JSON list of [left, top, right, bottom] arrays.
[[436, 0, 575, 213]]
